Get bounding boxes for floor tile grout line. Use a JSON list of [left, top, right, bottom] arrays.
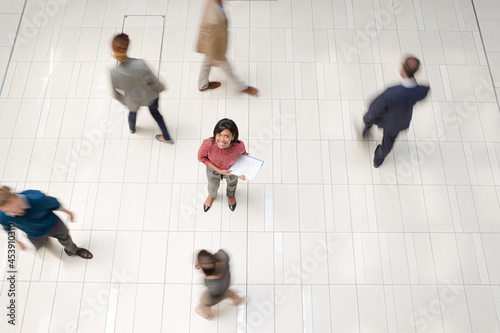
[[319, 123, 334, 331], [13, 59, 500, 66], [8, 136, 500, 145], [12, 281, 500, 286], [48, 28, 82, 185], [276, 101, 282, 333], [304, 0, 321, 328], [338, 52, 363, 329], [18, 181, 500, 186], [287, 1, 308, 331], [14, 1, 62, 328], [71, 3, 102, 330], [448, 185, 475, 331], [0, 0, 28, 97], [372, 19, 408, 328], [393, 143, 420, 330], [45, 180, 78, 332], [162, 1, 189, 329], [155, 8, 172, 333], [15, 29, 47, 333], [26, 229, 500, 234], [244, 4, 252, 331], [420, 183, 447, 331], [468, 0, 500, 110], [122, 12, 163, 333], [0, 31, 40, 183], [112, 22, 154, 315], [187, 8, 208, 325], [428, 72, 469, 331], [66, 11, 124, 329], [454, 244, 476, 332], [59, 182, 93, 332]]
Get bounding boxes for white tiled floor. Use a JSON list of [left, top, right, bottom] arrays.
[[1, 0, 500, 332]]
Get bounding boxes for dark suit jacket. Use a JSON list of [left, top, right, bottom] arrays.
[[364, 83, 429, 135]]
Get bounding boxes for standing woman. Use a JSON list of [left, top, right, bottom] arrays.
[[198, 119, 247, 212]]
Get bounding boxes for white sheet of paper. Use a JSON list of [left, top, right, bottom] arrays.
[[229, 155, 264, 181]]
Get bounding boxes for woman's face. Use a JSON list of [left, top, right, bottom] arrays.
[[215, 129, 234, 149]]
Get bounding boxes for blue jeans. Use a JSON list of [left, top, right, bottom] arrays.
[[128, 98, 171, 140]]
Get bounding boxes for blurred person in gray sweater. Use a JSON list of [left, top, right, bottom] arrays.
[[110, 33, 174, 143]]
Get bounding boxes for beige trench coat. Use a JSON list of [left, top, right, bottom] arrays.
[[196, 0, 228, 61]]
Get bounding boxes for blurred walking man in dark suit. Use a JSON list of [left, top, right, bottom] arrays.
[[363, 56, 430, 168]]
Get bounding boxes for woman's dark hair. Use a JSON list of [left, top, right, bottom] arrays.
[[198, 250, 216, 276], [211, 118, 239, 143]]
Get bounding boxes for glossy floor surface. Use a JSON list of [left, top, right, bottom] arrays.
[[1, 0, 500, 332]]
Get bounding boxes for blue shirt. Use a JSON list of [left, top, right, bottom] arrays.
[[0, 190, 61, 238]]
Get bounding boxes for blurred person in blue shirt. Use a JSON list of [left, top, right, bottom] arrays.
[[0, 186, 92, 259]]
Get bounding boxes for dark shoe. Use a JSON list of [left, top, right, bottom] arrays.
[[228, 198, 237, 211], [203, 204, 211, 212], [199, 81, 221, 92], [76, 248, 93, 259], [155, 134, 174, 144], [128, 121, 136, 134], [242, 86, 258, 95], [373, 145, 383, 168]]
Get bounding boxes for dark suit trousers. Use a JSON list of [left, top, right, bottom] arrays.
[[28, 217, 78, 256], [374, 129, 399, 164], [128, 98, 171, 140]]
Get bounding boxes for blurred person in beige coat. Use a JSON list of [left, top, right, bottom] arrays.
[[196, 0, 258, 95]]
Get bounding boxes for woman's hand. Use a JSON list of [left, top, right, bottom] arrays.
[[195, 263, 201, 270], [220, 170, 232, 176], [238, 175, 246, 180]]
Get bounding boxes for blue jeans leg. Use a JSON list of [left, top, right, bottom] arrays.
[[148, 98, 171, 141]]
